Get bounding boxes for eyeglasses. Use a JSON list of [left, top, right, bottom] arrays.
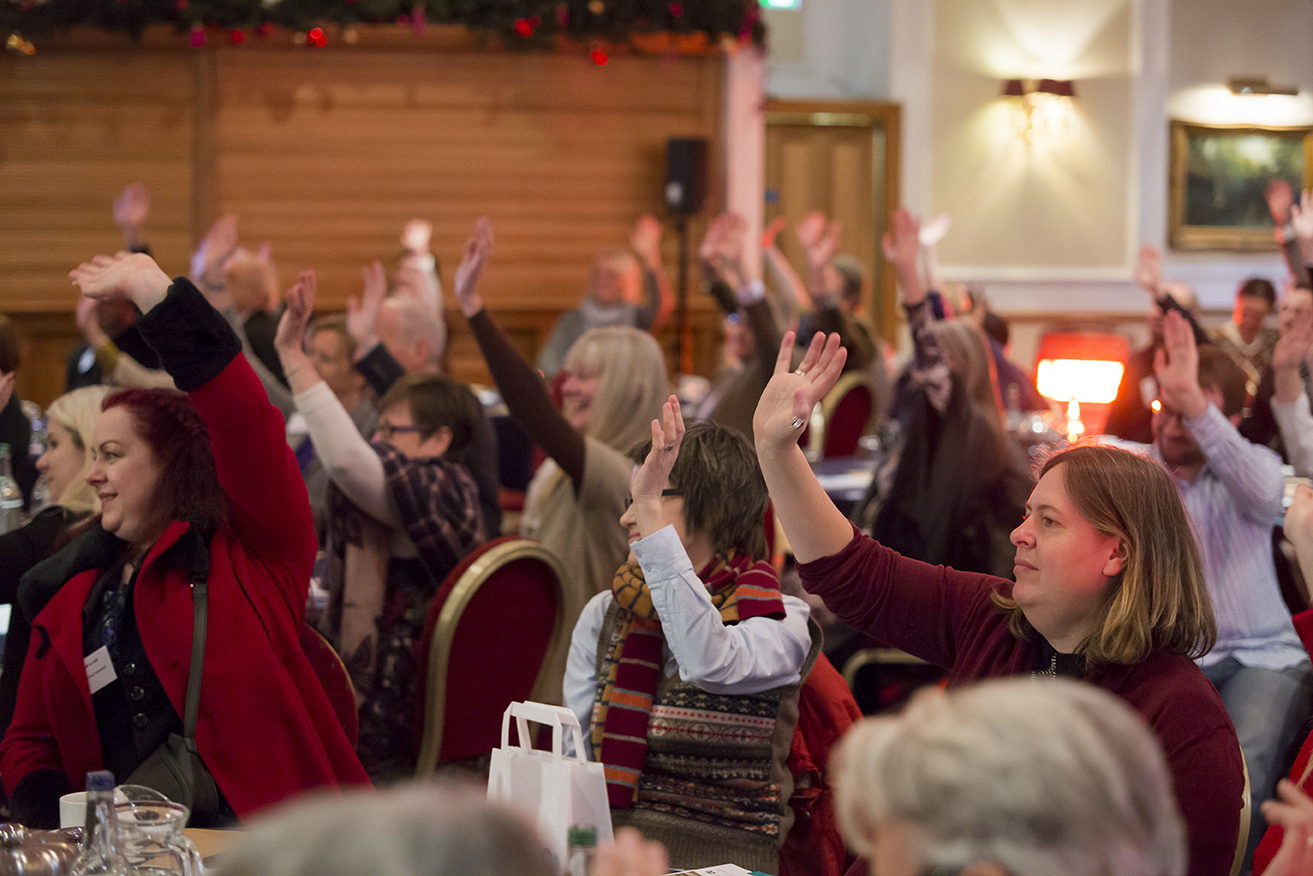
[[623, 488, 683, 509], [376, 422, 426, 440]]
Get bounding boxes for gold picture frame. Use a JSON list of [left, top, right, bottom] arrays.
[[1168, 120, 1313, 251]]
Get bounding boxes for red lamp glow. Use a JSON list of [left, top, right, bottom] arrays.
[[1034, 332, 1129, 442]]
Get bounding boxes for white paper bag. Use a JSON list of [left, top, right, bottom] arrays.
[[488, 700, 613, 871]]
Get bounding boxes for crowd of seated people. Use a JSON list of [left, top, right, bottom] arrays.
[[7, 177, 1313, 876]]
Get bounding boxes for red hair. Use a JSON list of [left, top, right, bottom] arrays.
[[102, 388, 228, 537]]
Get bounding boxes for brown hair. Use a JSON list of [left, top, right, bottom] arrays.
[[992, 445, 1215, 664], [377, 374, 483, 466], [1196, 346, 1247, 418], [627, 421, 768, 561]]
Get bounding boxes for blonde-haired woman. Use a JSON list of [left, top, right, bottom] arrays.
[[453, 219, 668, 634], [0, 384, 111, 742]]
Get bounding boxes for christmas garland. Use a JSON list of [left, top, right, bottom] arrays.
[[2, 0, 764, 52]]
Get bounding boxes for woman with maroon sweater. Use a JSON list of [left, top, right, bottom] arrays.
[[752, 331, 1244, 876]]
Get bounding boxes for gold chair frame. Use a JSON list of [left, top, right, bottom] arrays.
[[413, 538, 570, 777], [807, 371, 876, 461]]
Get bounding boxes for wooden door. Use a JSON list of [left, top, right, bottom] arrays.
[[764, 100, 900, 341]]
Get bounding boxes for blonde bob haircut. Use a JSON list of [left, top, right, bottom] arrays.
[[991, 444, 1216, 664], [562, 326, 669, 453], [44, 385, 112, 517], [833, 678, 1187, 876]]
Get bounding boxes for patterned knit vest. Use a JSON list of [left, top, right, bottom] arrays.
[[594, 600, 820, 873]]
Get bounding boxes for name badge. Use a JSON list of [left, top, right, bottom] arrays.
[[84, 646, 117, 695]]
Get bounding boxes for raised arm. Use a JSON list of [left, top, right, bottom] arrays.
[[453, 218, 588, 486], [69, 252, 314, 563], [760, 216, 811, 313], [630, 397, 810, 689], [1273, 302, 1313, 477], [629, 214, 674, 331], [1268, 180, 1313, 290], [704, 213, 783, 381], [753, 331, 850, 562], [275, 271, 402, 527], [1157, 310, 1283, 520]]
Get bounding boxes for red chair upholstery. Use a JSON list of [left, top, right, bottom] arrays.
[[780, 647, 863, 876], [412, 536, 568, 775], [818, 373, 875, 459], [299, 624, 359, 747]]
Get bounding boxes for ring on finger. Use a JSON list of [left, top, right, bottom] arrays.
[[663, 443, 675, 451], [793, 368, 806, 377], [789, 416, 806, 430]]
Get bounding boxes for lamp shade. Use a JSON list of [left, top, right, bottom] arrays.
[[1034, 332, 1129, 404]]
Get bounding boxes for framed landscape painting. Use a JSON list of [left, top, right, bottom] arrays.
[[1168, 120, 1313, 250]]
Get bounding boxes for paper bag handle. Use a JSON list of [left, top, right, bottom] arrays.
[[499, 701, 588, 760]]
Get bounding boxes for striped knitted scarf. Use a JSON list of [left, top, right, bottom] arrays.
[[592, 552, 785, 808]]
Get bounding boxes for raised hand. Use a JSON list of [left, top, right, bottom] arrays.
[[0, 372, 14, 416], [453, 217, 494, 318], [192, 214, 239, 288], [1268, 179, 1295, 226], [74, 294, 110, 349], [1290, 189, 1313, 262], [69, 251, 170, 314], [760, 215, 788, 250], [1153, 309, 1207, 419], [400, 218, 433, 255], [702, 212, 748, 289], [881, 208, 919, 273], [113, 183, 150, 245], [1261, 779, 1313, 876], [1133, 244, 1163, 296], [346, 260, 387, 353], [797, 211, 841, 272], [752, 330, 847, 449], [629, 213, 662, 269], [275, 270, 316, 359], [630, 394, 685, 510], [1275, 300, 1313, 371]]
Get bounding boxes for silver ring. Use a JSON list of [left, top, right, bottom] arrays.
[[793, 368, 806, 377], [790, 416, 806, 430], [662, 443, 675, 451]]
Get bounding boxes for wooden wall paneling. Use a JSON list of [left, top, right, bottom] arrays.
[[206, 50, 724, 314], [1, 49, 199, 405], [2, 38, 727, 405]]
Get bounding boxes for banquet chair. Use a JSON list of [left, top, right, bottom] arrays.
[[1230, 752, 1251, 876], [300, 624, 358, 747], [807, 372, 876, 460], [413, 536, 569, 776]]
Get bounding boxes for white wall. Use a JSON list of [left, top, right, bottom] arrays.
[[764, 0, 1313, 367]]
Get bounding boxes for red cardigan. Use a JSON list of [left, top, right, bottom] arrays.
[[0, 352, 369, 816], [799, 526, 1243, 876]]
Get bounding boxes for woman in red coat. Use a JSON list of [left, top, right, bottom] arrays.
[[0, 251, 368, 827]]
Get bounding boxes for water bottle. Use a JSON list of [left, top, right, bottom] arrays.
[[0, 445, 22, 534], [565, 825, 597, 876], [73, 770, 131, 875]]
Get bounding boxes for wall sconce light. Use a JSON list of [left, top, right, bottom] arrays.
[[1034, 331, 1128, 442], [1002, 78, 1077, 143], [1227, 76, 1298, 97]]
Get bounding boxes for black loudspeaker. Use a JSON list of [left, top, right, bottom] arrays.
[[665, 138, 708, 215]]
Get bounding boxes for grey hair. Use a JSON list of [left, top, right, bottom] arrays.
[[833, 677, 1186, 876], [216, 782, 554, 876], [383, 296, 447, 368]]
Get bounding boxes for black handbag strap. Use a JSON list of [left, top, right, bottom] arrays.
[[182, 579, 207, 746]]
